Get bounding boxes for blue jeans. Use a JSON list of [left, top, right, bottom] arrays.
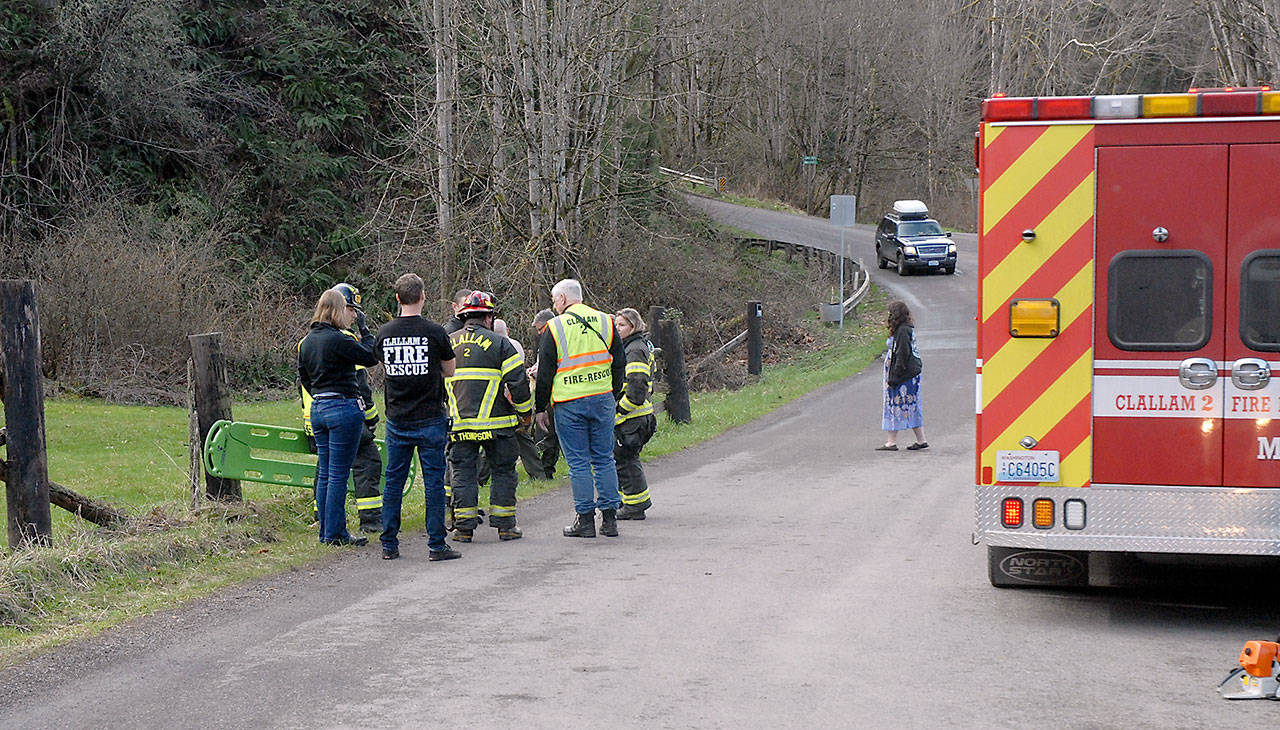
[[382, 416, 448, 551], [311, 398, 364, 543], [554, 392, 621, 514]]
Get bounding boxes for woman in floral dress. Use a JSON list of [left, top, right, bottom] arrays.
[[877, 300, 927, 451]]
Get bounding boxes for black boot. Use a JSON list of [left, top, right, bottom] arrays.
[[600, 508, 619, 537], [563, 511, 596, 538], [616, 505, 646, 520]]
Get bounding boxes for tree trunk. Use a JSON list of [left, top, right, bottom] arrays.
[[0, 457, 127, 527], [433, 0, 456, 295]]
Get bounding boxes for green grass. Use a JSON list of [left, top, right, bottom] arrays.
[[0, 305, 885, 665], [648, 308, 885, 456]]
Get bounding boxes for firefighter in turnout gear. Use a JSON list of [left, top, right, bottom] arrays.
[[446, 291, 533, 542], [298, 282, 383, 532], [612, 308, 656, 519]]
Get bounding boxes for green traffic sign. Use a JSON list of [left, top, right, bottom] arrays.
[[802, 156, 818, 165]]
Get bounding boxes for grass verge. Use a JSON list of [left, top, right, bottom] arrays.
[[0, 296, 885, 667]]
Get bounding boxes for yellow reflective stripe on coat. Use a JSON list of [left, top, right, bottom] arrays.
[[451, 367, 502, 380], [500, 352, 524, 376], [621, 488, 650, 505], [356, 496, 382, 510], [452, 415, 519, 430], [480, 375, 502, 424], [625, 361, 650, 376], [454, 506, 478, 519], [447, 368, 504, 427], [615, 403, 654, 425], [510, 394, 533, 412]]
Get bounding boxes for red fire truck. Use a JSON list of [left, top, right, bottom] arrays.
[[975, 88, 1280, 587]]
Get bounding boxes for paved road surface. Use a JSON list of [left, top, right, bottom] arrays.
[[1, 200, 1275, 728]]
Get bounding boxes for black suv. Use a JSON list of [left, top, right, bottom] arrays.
[[875, 200, 956, 275]]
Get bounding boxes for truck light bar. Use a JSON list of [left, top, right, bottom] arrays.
[[982, 88, 1278, 122]]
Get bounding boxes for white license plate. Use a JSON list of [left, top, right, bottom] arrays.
[[928, 260, 939, 266], [996, 450, 1060, 482]]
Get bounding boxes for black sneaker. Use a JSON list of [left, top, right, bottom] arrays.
[[429, 546, 463, 562], [382, 547, 400, 560]]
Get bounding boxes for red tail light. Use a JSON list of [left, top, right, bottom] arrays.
[[1002, 498, 1023, 528]]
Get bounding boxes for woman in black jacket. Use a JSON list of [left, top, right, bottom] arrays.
[[878, 300, 927, 451], [298, 288, 379, 545]]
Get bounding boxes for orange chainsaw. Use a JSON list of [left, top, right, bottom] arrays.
[[1218, 640, 1280, 700]]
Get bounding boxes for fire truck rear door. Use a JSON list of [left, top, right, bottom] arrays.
[[1224, 144, 1280, 486], [1093, 144, 1227, 486]]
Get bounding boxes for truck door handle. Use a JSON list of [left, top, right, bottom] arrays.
[[1179, 357, 1218, 390], [1231, 358, 1271, 390]]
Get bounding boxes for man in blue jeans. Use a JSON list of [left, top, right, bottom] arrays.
[[375, 273, 460, 561], [534, 279, 627, 538]]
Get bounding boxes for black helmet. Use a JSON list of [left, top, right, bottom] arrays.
[[333, 283, 361, 309]]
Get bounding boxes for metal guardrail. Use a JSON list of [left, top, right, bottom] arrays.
[[658, 166, 716, 189], [843, 264, 872, 313], [691, 239, 871, 374]]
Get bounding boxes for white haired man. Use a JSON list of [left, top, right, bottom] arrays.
[[534, 279, 626, 537]]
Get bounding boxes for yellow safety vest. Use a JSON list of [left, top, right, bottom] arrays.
[[549, 303, 615, 403]]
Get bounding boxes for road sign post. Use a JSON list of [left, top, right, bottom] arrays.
[[829, 195, 857, 329]]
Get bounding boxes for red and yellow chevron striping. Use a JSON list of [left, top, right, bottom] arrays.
[[978, 123, 1095, 488]]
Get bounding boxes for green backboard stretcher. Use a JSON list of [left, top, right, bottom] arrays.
[[203, 420, 413, 493]]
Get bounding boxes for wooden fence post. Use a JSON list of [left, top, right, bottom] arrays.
[[0, 280, 52, 548], [658, 319, 691, 424], [746, 300, 763, 375], [647, 306, 665, 384], [188, 333, 240, 502], [647, 306, 665, 347], [186, 359, 203, 509]]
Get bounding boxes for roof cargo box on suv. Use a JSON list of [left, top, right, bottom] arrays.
[[892, 200, 929, 220]]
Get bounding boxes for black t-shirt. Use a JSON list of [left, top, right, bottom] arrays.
[[375, 315, 455, 422]]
